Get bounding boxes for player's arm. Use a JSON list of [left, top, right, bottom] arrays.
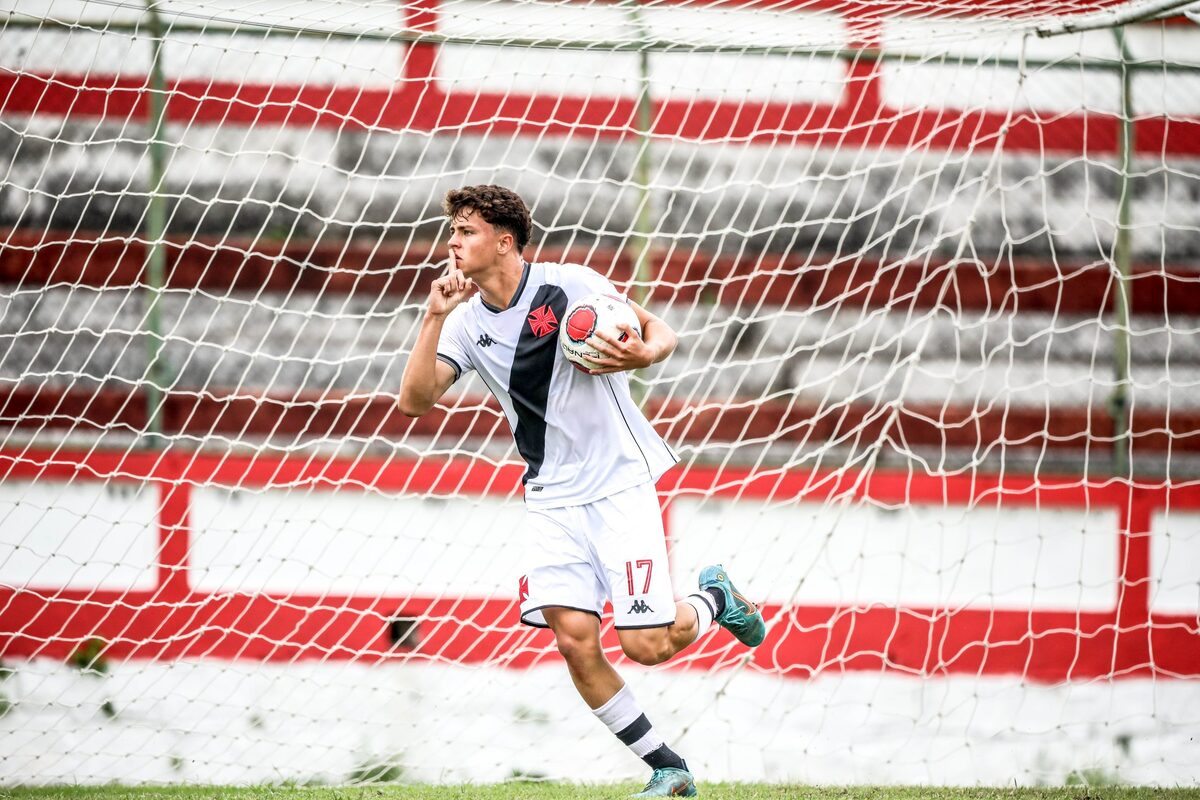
[[398, 262, 475, 417], [586, 300, 677, 375]]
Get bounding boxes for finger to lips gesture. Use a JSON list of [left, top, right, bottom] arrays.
[[429, 256, 475, 315], [586, 322, 652, 374]]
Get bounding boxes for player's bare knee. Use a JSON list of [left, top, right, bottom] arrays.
[[554, 630, 600, 666]]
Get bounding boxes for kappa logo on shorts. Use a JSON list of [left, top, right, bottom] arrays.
[[519, 575, 530, 603], [628, 599, 654, 615]]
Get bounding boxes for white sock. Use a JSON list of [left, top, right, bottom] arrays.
[[593, 685, 679, 764], [685, 592, 717, 639]]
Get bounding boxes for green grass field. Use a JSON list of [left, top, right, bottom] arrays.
[[6, 786, 1200, 800]]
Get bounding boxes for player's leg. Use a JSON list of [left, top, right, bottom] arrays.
[[616, 597, 711, 666], [543, 606, 696, 798], [618, 563, 766, 661], [592, 484, 727, 666], [517, 507, 693, 794], [542, 606, 622, 706]]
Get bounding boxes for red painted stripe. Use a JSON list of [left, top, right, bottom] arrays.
[[753, 605, 1200, 681], [3, 451, 1196, 678], [3, 71, 1197, 155], [4, 229, 1198, 317], [0, 448, 529, 497], [2, 447, 1166, 502], [3, 386, 1199, 454], [5, 447, 1194, 510], [650, 396, 1200, 456], [156, 475, 191, 602], [646, 251, 1200, 317], [3, 588, 1197, 681], [1113, 488, 1155, 675], [404, 0, 439, 83]]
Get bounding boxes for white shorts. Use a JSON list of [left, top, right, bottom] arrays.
[[518, 482, 676, 630]]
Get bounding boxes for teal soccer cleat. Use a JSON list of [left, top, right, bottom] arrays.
[[699, 564, 766, 647], [631, 767, 697, 797]]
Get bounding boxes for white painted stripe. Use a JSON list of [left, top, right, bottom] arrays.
[[438, 45, 843, 104], [882, 19, 1122, 61], [0, 480, 158, 591], [6, 1, 1200, 115], [884, 17, 1200, 67], [637, 6, 844, 50], [10, 0, 404, 33], [4, 661, 1198, 785], [189, 487, 526, 594], [437, 45, 641, 97], [880, 20, 1200, 115], [882, 61, 1123, 114], [438, 2, 844, 50], [437, 0, 632, 44], [670, 498, 1119, 611], [0, 29, 403, 88], [1150, 509, 1200, 614], [417, 3, 848, 102]]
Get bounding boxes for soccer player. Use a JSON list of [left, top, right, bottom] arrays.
[[398, 185, 765, 797]]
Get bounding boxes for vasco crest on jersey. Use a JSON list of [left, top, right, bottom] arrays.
[[527, 304, 559, 337]]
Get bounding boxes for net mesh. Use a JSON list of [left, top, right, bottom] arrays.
[[1, 0, 1198, 787]]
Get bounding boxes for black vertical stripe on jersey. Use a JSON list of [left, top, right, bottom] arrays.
[[509, 284, 568, 485]]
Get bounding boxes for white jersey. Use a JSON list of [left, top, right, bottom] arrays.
[[435, 261, 678, 509]]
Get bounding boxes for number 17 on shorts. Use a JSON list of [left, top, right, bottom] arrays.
[[616, 555, 674, 628]]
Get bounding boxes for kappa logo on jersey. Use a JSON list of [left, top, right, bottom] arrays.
[[527, 304, 559, 337], [477, 333, 496, 348], [519, 575, 530, 603], [564, 305, 597, 343], [628, 599, 654, 614]]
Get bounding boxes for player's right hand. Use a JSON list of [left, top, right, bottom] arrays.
[[428, 256, 475, 316]]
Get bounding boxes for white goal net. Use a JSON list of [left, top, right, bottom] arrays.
[[1, 0, 1199, 787]]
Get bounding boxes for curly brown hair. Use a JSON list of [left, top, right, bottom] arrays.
[[443, 185, 532, 253]]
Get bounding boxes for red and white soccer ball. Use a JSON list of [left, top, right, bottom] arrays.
[[559, 293, 641, 372]]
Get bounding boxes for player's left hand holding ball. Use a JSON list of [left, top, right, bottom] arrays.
[[586, 323, 655, 374]]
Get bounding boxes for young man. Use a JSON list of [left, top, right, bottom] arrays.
[[398, 185, 765, 797]]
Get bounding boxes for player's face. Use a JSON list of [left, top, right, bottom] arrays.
[[448, 209, 507, 275]]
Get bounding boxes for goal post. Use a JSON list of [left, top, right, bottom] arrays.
[[1, 0, 1199, 787]]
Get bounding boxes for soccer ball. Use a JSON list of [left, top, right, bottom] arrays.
[[559, 293, 641, 372]]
